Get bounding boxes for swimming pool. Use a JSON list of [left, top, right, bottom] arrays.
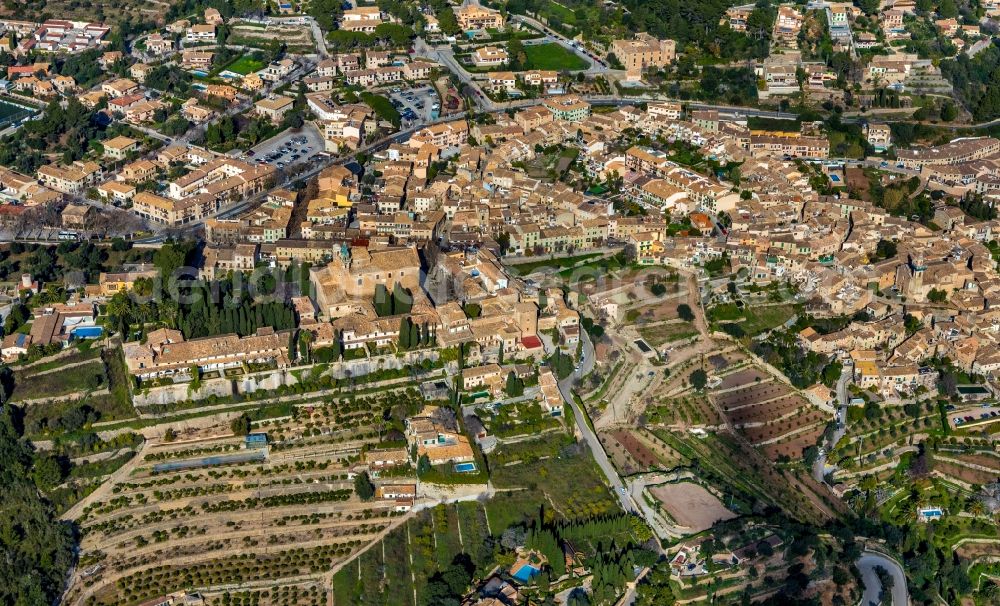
[[512, 563, 540, 583], [454, 462, 477, 473], [830, 174, 841, 182], [72, 326, 104, 339]]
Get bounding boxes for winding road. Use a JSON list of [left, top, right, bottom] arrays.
[[856, 550, 909, 606]]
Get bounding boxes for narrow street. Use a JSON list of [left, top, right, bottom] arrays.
[[551, 330, 638, 517]]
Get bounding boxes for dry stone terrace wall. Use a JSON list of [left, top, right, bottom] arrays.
[[132, 349, 441, 407]]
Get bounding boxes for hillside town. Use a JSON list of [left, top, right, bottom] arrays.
[[0, 0, 999, 606]]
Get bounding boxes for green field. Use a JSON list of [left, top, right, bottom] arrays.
[[506, 252, 603, 275], [542, 0, 577, 24], [707, 302, 798, 337], [221, 55, 266, 75], [523, 42, 589, 71]]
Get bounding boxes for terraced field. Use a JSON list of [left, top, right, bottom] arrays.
[[711, 367, 827, 462], [65, 390, 427, 606]]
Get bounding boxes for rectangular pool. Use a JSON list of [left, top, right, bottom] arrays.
[[72, 326, 104, 339], [454, 462, 477, 473]]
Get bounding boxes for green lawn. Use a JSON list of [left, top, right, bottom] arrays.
[[220, 55, 266, 75], [12, 360, 106, 402], [523, 42, 588, 71], [542, 0, 577, 24], [506, 252, 602, 275], [708, 302, 798, 336]]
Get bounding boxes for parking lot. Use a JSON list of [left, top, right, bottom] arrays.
[[950, 404, 1000, 428], [388, 84, 440, 127], [247, 123, 324, 169]]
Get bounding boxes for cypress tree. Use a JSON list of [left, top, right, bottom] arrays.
[[409, 322, 419, 349], [332, 330, 342, 360], [398, 317, 410, 349]]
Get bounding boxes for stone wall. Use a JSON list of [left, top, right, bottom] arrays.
[[133, 368, 301, 408]]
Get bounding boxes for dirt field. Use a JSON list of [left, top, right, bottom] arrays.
[[950, 453, 1000, 471], [715, 368, 769, 390], [761, 424, 826, 460], [717, 383, 793, 410], [935, 461, 1000, 485], [727, 394, 808, 426], [230, 22, 315, 51], [637, 321, 699, 347], [649, 482, 737, 532], [742, 410, 827, 444]]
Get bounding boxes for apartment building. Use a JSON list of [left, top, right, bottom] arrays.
[[896, 137, 1000, 169], [542, 95, 591, 122], [102, 136, 140, 160], [254, 95, 294, 121], [37, 160, 102, 194], [748, 133, 830, 158], [123, 327, 290, 380], [455, 4, 505, 30], [408, 120, 469, 149], [865, 123, 892, 152], [185, 23, 216, 42], [610, 33, 676, 80]]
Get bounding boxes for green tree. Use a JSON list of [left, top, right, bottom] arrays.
[[230, 413, 252, 436], [31, 454, 65, 491], [927, 288, 948, 303], [353, 471, 375, 500], [0, 406, 75, 604], [690, 368, 708, 390], [677, 304, 695, 322], [940, 102, 957, 121], [399, 317, 412, 349], [505, 371, 524, 397]]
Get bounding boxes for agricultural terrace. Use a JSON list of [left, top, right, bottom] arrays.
[[18, 344, 136, 437], [333, 432, 654, 605], [711, 371, 827, 462], [65, 387, 432, 606]]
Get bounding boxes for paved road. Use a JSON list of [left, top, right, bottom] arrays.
[[812, 362, 852, 483], [553, 330, 639, 518], [857, 551, 909, 606]]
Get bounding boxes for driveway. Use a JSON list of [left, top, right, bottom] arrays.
[[812, 362, 852, 483], [857, 551, 909, 606]]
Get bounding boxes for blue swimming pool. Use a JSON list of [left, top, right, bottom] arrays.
[[830, 174, 841, 182], [72, 326, 104, 339], [454, 462, 477, 473], [512, 563, 540, 583]]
